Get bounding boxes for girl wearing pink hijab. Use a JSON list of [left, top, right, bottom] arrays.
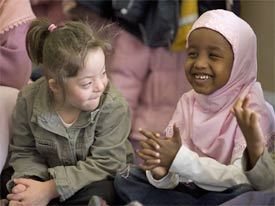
[[114, 9, 275, 205]]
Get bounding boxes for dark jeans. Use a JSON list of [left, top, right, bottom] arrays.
[[222, 190, 275, 206], [49, 179, 118, 206], [0, 167, 13, 198], [114, 164, 253, 206], [1, 167, 120, 205]]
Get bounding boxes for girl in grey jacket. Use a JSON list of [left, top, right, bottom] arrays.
[[3, 19, 133, 206]]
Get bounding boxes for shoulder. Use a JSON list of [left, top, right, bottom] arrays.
[[100, 82, 129, 111], [177, 90, 195, 106], [95, 82, 131, 127], [17, 78, 48, 107]]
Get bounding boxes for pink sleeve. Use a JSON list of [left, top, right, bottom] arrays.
[[0, 23, 32, 89]]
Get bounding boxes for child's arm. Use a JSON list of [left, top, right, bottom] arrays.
[[140, 125, 250, 191], [8, 92, 51, 186], [232, 95, 275, 191], [232, 95, 265, 169]]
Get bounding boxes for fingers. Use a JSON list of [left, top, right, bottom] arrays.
[[139, 159, 160, 171], [242, 95, 250, 108], [8, 200, 24, 206], [232, 95, 251, 116], [12, 184, 27, 194], [136, 149, 160, 160], [139, 128, 159, 141], [232, 96, 254, 123], [139, 164, 155, 171], [13, 178, 33, 187], [140, 139, 160, 150], [232, 97, 243, 116], [7, 193, 24, 201]]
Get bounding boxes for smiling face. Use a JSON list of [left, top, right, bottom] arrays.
[[185, 28, 234, 95], [63, 47, 108, 111]]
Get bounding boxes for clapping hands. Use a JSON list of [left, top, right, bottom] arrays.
[[137, 124, 182, 179]]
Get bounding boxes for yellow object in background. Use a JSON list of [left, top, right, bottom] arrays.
[[171, 0, 198, 51]]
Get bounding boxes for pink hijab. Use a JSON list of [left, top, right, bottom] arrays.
[[167, 9, 275, 164]]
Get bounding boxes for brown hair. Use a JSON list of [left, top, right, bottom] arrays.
[[26, 18, 113, 99]]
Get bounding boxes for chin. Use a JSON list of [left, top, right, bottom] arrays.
[[194, 89, 212, 95]]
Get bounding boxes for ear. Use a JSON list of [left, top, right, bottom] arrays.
[[48, 79, 61, 94]]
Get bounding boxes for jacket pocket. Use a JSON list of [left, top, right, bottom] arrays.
[[36, 138, 58, 159]]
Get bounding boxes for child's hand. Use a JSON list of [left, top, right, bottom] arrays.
[[137, 129, 168, 179], [138, 125, 182, 177], [153, 124, 182, 169], [137, 129, 161, 170], [232, 95, 265, 168], [7, 178, 58, 206]]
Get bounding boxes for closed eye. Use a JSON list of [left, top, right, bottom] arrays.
[[101, 71, 106, 78], [187, 51, 198, 58], [209, 53, 222, 60], [81, 81, 93, 88]]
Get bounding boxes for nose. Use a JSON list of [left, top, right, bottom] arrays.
[[93, 77, 105, 92], [194, 55, 208, 70]]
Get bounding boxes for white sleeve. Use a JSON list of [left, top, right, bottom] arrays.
[[243, 148, 275, 191], [169, 145, 251, 191], [146, 170, 179, 189]]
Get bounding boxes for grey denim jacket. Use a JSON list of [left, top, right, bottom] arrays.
[[8, 78, 134, 201]]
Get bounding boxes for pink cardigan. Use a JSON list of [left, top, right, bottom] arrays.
[[0, 0, 35, 89]]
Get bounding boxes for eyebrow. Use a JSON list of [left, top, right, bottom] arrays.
[[78, 65, 106, 80], [207, 45, 224, 52], [188, 45, 225, 53]]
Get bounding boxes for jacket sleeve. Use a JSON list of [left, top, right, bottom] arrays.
[[48, 97, 133, 201], [8, 92, 50, 191], [243, 148, 275, 191]]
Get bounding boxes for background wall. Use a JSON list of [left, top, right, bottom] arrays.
[[240, 0, 275, 106]]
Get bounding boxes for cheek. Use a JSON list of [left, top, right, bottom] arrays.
[[184, 60, 192, 72], [103, 76, 108, 86], [184, 63, 192, 79], [222, 64, 232, 83], [69, 90, 89, 102]]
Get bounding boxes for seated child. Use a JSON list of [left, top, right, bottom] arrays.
[[114, 9, 275, 206], [2, 19, 134, 206]]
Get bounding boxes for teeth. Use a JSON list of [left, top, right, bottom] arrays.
[[194, 74, 210, 80]]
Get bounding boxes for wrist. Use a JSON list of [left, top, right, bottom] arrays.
[[246, 141, 264, 156], [46, 180, 59, 200], [246, 143, 264, 169], [151, 168, 168, 180], [152, 172, 166, 180]]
